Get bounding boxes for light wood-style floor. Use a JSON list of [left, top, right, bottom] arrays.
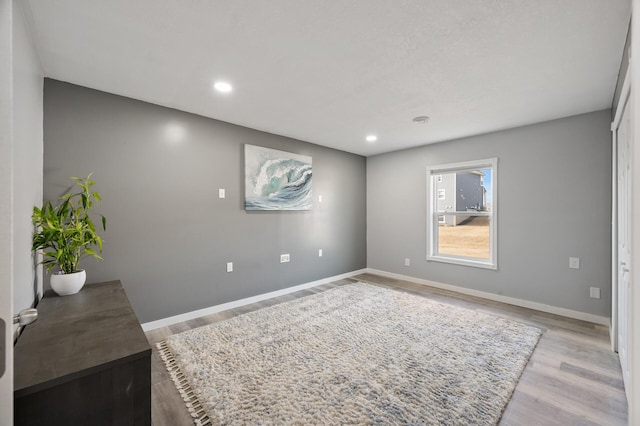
[[145, 273, 628, 425]]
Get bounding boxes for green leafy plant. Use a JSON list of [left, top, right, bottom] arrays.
[[32, 173, 106, 274]]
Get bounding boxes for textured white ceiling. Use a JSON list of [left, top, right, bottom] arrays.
[[23, 0, 630, 156]]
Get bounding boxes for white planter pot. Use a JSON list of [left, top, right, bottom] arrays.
[[50, 269, 87, 296]]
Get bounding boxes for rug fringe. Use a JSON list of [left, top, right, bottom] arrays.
[[157, 341, 212, 426]]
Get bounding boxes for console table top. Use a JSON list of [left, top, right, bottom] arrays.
[[14, 280, 151, 396]]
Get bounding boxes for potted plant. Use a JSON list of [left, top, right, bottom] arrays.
[[31, 173, 106, 296]]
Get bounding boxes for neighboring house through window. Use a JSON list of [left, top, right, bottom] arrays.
[[427, 158, 497, 269]]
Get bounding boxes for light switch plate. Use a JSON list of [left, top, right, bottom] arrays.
[[569, 257, 580, 269], [226, 262, 233, 272], [219, 188, 225, 199]]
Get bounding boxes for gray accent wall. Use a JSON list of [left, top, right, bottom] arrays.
[[367, 110, 612, 317], [43, 79, 366, 323]]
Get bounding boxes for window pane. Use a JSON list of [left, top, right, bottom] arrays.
[[481, 168, 492, 212], [434, 168, 491, 213], [437, 215, 490, 260], [428, 158, 496, 269]]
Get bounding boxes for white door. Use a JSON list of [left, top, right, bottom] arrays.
[[0, 1, 13, 424], [617, 93, 632, 396]]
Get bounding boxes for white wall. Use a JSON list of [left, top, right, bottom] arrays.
[[0, 1, 43, 425], [12, 0, 43, 317], [0, 1, 14, 423]]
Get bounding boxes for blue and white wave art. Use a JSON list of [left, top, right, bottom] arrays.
[[245, 145, 313, 211]]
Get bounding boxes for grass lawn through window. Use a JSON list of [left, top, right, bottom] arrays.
[[437, 216, 490, 259]]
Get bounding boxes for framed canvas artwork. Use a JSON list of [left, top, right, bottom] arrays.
[[244, 144, 312, 211]]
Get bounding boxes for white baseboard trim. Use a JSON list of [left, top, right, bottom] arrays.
[[365, 268, 610, 326], [141, 269, 368, 331], [142, 267, 609, 331]]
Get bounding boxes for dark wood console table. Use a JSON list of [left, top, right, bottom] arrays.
[[14, 280, 151, 425]]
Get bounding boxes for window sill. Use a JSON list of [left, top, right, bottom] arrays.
[[427, 255, 497, 270]]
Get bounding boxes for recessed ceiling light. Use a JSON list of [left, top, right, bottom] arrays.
[[366, 135, 378, 142], [213, 81, 233, 93], [412, 116, 430, 124]]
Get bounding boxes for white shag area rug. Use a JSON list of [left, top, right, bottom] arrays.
[[158, 283, 542, 425]]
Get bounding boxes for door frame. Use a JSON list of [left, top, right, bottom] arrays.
[[611, 65, 631, 353], [630, 3, 640, 422]]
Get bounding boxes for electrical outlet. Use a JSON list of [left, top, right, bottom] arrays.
[[569, 257, 580, 269], [404, 258, 411, 267], [318, 249, 323, 257], [219, 188, 225, 199], [590, 287, 601, 299], [226, 262, 233, 272], [280, 254, 290, 263]]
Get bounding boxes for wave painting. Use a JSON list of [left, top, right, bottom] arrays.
[[244, 144, 312, 211]]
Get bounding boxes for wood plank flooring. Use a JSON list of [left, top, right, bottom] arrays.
[[145, 273, 628, 425]]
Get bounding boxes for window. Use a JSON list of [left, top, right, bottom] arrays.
[[427, 158, 497, 269]]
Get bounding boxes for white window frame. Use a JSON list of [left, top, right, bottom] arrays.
[[426, 158, 498, 270]]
